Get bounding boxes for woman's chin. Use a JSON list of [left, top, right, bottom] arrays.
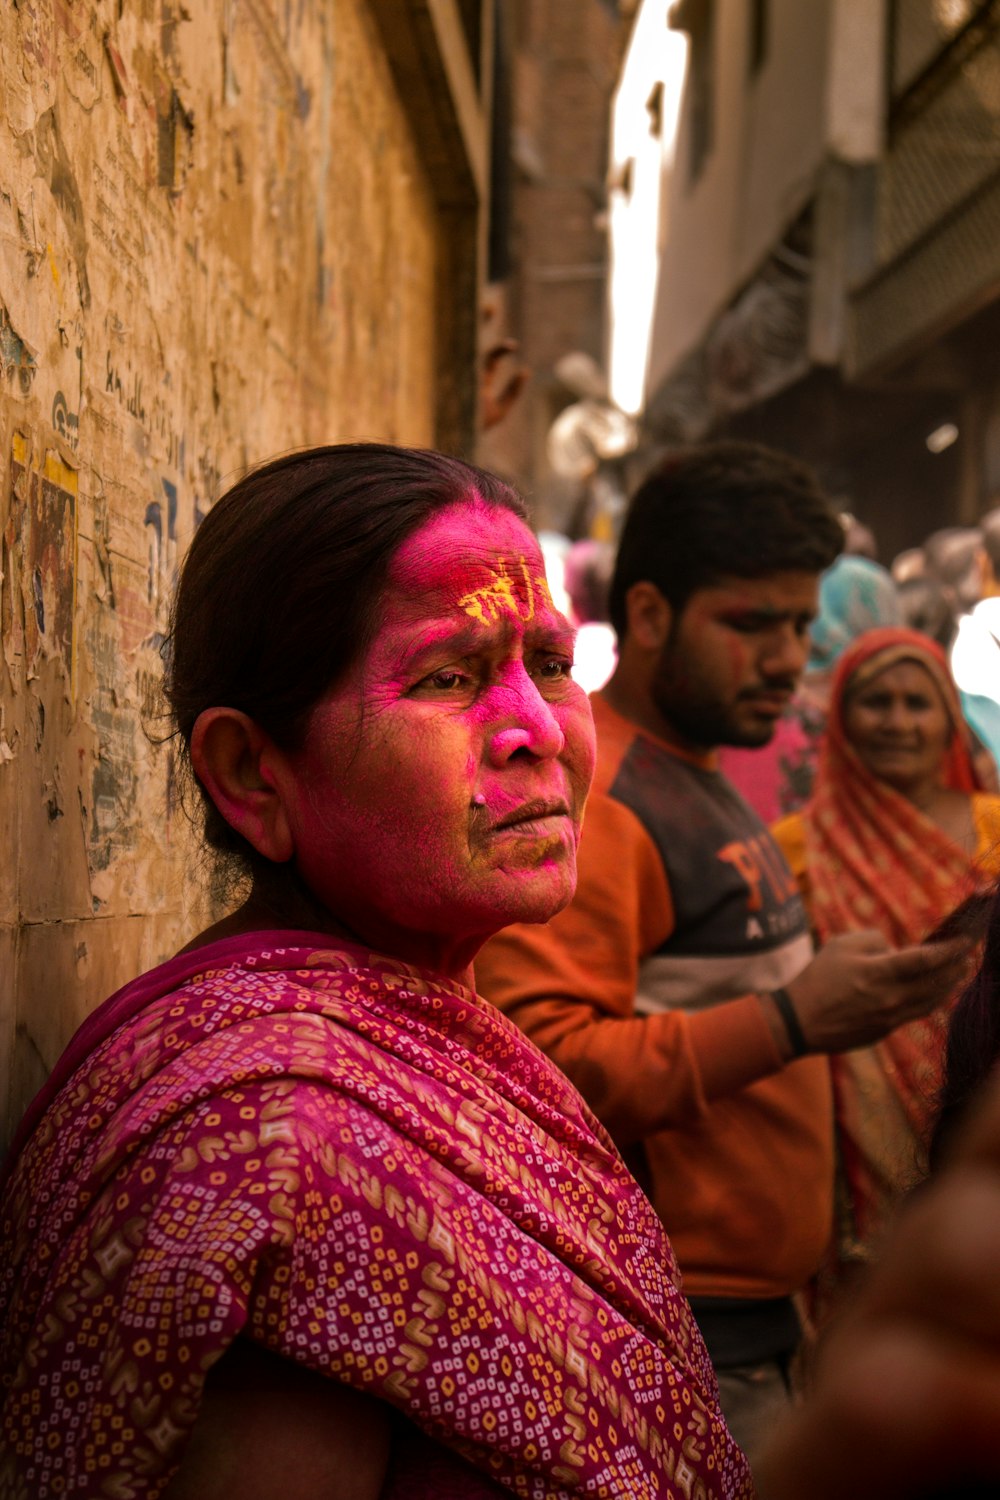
[[485, 859, 579, 928]]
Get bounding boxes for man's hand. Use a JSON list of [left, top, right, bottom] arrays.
[[778, 930, 971, 1055], [755, 1070, 1000, 1499]]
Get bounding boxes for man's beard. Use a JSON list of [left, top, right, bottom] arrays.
[[650, 638, 788, 749]]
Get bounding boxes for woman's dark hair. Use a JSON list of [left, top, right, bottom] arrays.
[[165, 442, 525, 876], [608, 441, 844, 639], [929, 878, 1000, 1171]]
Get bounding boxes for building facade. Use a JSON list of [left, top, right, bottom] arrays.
[[607, 0, 1000, 557], [478, 0, 630, 532]]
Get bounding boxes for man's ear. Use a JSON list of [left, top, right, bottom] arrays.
[[624, 581, 672, 652], [190, 708, 294, 863]]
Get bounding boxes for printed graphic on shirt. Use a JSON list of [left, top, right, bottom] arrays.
[[609, 734, 810, 959]]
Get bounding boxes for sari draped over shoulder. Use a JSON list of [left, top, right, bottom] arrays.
[[0, 932, 752, 1499], [795, 629, 994, 1252]]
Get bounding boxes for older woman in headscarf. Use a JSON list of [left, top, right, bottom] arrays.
[[772, 626, 1000, 1303]]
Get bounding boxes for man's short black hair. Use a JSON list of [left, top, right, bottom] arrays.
[[609, 440, 844, 638]]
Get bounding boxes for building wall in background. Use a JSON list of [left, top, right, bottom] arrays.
[[606, 0, 1000, 557], [618, 0, 833, 397], [0, 0, 487, 1148], [478, 0, 627, 532]]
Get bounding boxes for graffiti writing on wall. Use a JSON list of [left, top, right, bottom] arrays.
[[52, 390, 80, 448], [144, 477, 178, 609], [104, 350, 183, 470]]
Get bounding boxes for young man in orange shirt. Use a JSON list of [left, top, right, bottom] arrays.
[[476, 442, 966, 1462]]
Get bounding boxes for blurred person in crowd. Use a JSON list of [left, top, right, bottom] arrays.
[[478, 296, 530, 431], [772, 628, 1000, 1312], [475, 442, 968, 1466], [720, 555, 901, 821], [563, 538, 617, 694], [929, 879, 1000, 1175], [919, 517, 1000, 786], [978, 505, 1000, 596], [757, 1057, 1000, 1499], [923, 526, 983, 616], [840, 512, 878, 560], [762, 878, 1000, 1499], [897, 574, 954, 650], [951, 510, 1000, 701], [806, 557, 902, 678], [900, 572, 1000, 786], [891, 546, 927, 585]]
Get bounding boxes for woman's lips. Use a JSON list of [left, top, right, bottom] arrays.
[[491, 797, 571, 831]]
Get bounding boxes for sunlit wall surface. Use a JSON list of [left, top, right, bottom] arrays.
[[607, 4, 687, 416]]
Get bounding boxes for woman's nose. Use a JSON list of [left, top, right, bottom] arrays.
[[487, 672, 566, 764]]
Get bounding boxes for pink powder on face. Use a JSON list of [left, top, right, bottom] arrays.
[[277, 502, 596, 977]]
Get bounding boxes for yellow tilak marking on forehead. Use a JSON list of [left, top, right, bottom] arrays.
[[457, 558, 553, 625]]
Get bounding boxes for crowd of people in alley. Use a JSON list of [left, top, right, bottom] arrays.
[[6, 438, 1000, 1499], [482, 442, 1000, 1465]]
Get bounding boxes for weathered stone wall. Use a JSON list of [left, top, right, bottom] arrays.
[[0, 0, 479, 1147]]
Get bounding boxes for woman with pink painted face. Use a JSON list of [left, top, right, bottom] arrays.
[[0, 446, 754, 1499]]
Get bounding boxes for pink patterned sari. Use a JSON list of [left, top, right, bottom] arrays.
[[0, 932, 752, 1499]]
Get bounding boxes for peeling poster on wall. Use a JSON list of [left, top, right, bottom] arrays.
[[4, 434, 78, 693]]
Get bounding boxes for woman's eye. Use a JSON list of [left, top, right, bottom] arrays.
[[537, 657, 572, 680], [427, 669, 469, 691]]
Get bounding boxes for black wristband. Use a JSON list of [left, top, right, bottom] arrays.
[[770, 986, 809, 1058]]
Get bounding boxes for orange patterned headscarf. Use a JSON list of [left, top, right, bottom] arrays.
[[806, 627, 981, 950]]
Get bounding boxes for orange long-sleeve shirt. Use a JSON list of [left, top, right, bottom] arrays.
[[476, 695, 833, 1300]]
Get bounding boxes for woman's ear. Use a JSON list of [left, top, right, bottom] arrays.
[[190, 709, 294, 863], [624, 581, 672, 652]]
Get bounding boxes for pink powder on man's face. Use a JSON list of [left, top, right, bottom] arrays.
[[280, 501, 596, 976]]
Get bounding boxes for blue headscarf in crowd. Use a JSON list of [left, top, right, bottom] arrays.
[[808, 555, 902, 673]]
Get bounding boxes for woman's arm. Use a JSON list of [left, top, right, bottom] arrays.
[[162, 1338, 392, 1500]]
